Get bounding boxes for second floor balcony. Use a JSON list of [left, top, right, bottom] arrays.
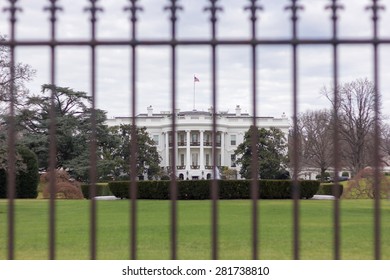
[[169, 141, 221, 147]]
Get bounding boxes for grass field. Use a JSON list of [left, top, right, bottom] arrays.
[[0, 199, 389, 260]]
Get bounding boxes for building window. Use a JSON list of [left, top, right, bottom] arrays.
[[192, 153, 199, 167], [180, 154, 185, 166], [230, 135, 236, 146], [205, 154, 210, 166], [153, 135, 159, 145], [216, 133, 221, 147], [204, 133, 210, 144], [191, 132, 199, 145], [231, 154, 236, 167], [169, 133, 172, 146], [179, 133, 185, 146]]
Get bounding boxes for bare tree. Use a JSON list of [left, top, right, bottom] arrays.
[[322, 78, 377, 175], [380, 123, 390, 167], [297, 109, 333, 181], [0, 35, 36, 115], [0, 35, 36, 168], [287, 126, 304, 180]]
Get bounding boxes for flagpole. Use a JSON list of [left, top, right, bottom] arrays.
[[193, 75, 196, 110], [193, 75, 199, 110]]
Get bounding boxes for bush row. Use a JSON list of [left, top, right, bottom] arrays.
[[81, 183, 113, 199], [107, 180, 320, 200], [317, 183, 344, 198]]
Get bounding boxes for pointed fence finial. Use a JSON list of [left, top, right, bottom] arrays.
[[244, 0, 263, 23], [164, 0, 183, 24], [366, 0, 385, 22], [44, 0, 63, 23], [84, 0, 103, 24], [124, 0, 143, 24], [4, 0, 22, 24], [285, 0, 304, 22], [204, 0, 223, 24]]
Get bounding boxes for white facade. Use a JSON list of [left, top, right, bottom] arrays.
[[106, 105, 290, 180]]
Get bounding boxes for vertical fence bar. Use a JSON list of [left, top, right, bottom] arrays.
[[130, 39, 138, 260], [129, 26, 138, 262], [124, 0, 143, 261], [326, 0, 343, 260], [205, 0, 222, 260], [85, 0, 102, 260], [165, 0, 182, 260], [44, 0, 62, 260], [245, 0, 263, 260], [367, 0, 384, 260], [4, 0, 21, 261], [286, 0, 303, 260]]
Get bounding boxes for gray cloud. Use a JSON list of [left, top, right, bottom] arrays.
[[0, 0, 388, 121]]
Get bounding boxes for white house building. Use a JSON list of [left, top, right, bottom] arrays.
[[106, 105, 290, 180]]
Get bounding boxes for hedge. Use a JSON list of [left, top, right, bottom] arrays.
[[300, 180, 322, 199], [108, 180, 320, 200], [317, 183, 344, 198], [81, 183, 113, 199], [0, 169, 6, 198]]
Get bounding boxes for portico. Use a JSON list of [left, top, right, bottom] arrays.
[[106, 105, 290, 180]]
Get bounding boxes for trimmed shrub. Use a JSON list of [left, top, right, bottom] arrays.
[[0, 169, 6, 198], [343, 168, 390, 199], [220, 180, 250, 199], [15, 146, 39, 198], [108, 179, 320, 200], [300, 180, 321, 199], [43, 182, 84, 199], [317, 183, 343, 198], [260, 180, 291, 199], [109, 181, 132, 199], [81, 183, 113, 199], [140, 180, 170, 199], [109, 180, 171, 199], [179, 180, 210, 200], [41, 170, 84, 199]]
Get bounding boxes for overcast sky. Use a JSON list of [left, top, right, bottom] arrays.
[[0, 0, 389, 120]]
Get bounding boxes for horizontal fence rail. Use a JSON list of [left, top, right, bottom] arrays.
[[1, 0, 388, 260]]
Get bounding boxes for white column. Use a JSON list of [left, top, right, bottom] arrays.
[[175, 131, 179, 169], [200, 130, 204, 169], [186, 130, 191, 169], [220, 132, 225, 166], [165, 132, 169, 167]]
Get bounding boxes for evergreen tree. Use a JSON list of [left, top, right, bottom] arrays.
[[235, 126, 288, 179]]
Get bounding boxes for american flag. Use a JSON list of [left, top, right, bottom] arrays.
[[194, 76, 200, 82]]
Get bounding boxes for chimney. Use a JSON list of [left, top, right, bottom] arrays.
[[147, 105, 153, 116], [235, 105, 241, 116]]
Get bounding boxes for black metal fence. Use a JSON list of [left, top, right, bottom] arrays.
[[1, 0, 388, 260]]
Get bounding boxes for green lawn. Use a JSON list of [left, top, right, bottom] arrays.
[[0, 199, 389, 260]]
